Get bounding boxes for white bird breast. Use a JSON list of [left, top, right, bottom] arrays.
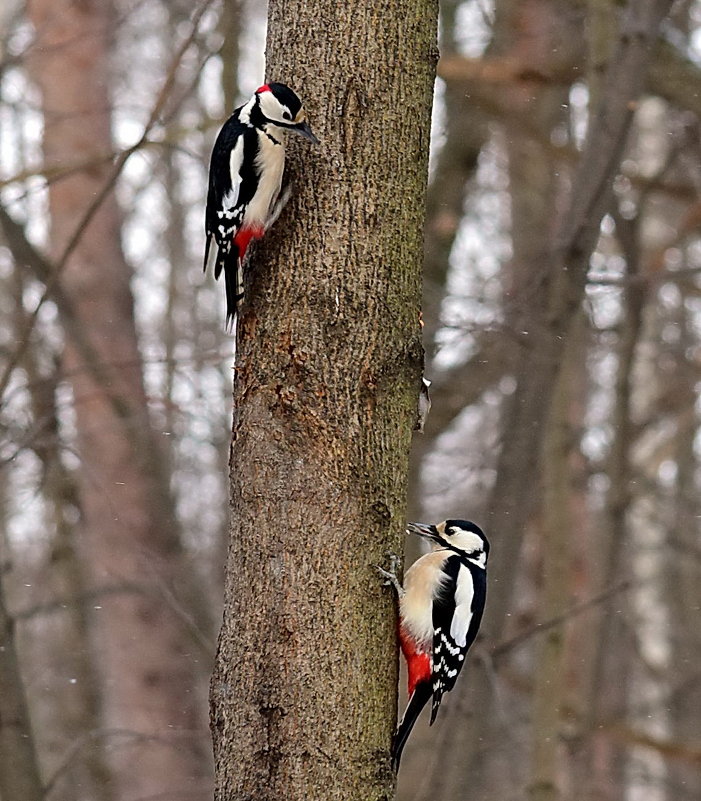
[[400, 550, 452, 646], [243, 131, 286, 228]]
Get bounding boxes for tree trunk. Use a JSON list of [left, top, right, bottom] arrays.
[[26, 2, 211, 798], [528, 319, 582, 801], [6, 261, 111, 801], [579, 215, 645, 800], [666, 304, 701, 801], [209, 2, 438, 799], [0, 571, 44, 801]]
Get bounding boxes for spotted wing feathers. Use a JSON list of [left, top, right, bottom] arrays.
[[430, 555, 486, 723], [204, 112, 256, 325]]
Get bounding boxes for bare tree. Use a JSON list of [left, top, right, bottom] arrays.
[[24, 1, 211, 797], [408, 0, 676, 799], [209, 0, 438, 798]]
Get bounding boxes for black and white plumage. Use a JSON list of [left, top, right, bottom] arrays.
[[204, 82, 318, 326], [377, 519, 489, 771]]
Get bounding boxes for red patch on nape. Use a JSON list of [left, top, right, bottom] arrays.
[[233, 225, 265, 261], [256, 84, 271, 94], [399, 625, 431, 696]]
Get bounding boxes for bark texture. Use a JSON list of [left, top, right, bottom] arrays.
[[209, 2, 438, 800]]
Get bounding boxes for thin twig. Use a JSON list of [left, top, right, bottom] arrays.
[[489, 579, 633, 662]]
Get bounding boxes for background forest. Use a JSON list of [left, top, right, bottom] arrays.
[[1, 1, 700, 800]]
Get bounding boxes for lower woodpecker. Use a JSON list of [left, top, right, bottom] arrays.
[[378, 518, 489, 770]]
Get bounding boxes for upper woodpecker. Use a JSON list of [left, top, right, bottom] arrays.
[[377, 519, 489, 771], [204, 82, 319, 326]]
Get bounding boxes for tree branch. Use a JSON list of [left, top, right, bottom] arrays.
[[489, 579, 633, 662]]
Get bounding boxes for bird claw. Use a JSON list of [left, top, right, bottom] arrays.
[[375, 565, 395, 583], [375, 555, 404, 597]]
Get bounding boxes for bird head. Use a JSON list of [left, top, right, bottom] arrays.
[[255, 83, 319, 143], [406, 519, 489, 565]]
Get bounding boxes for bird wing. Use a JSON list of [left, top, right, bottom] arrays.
[[430, 555, 486, 722], [204, 111, 250, 277], [430, 555, 461, 719], [204, 113, 266, 325]]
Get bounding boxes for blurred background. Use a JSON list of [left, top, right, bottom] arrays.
[[1, 1, 700, 800]]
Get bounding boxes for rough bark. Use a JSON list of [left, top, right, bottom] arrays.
[[26, 2, 211, 798], [209, 2, 438, 799]]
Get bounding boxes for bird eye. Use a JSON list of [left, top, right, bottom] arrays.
[[282, 110, 292, 121]]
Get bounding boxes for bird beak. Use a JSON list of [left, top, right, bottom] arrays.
[[406, 522, 440, 542], [294, 120, 319, 144]]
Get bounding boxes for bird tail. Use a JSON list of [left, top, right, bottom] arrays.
[[430, 689, 445, 725], [204, 234, 244, 327], [223, 253, 244, 330], [391, 681, 432, 772], [203, 234, 217, 274]]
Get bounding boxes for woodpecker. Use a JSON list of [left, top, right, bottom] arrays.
[[377, 519, 489, 771], [204, 82, 319, 326]]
